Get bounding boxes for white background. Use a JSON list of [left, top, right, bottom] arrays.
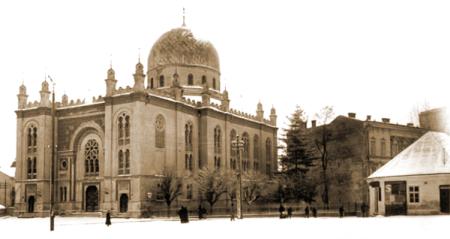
[[1, 0, 449, 175]]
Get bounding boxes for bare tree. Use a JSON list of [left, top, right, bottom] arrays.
[[313, 106, 334, 209], [409, 101, 431, 126], [242, 172, 268, 209], [195, 168, 228, 213], [157, 168, 183, 218]]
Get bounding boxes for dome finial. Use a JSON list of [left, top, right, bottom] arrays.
[[138, 48, 141, 63], [109, 53, 113, 69], [182, 7, 186, 27]]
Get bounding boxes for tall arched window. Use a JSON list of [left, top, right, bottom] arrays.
[[212, 78, 216, 90], [85, 139, 99, 176], [155, 115, 166, 148], [185, 122, 193, 171], [253, 135, 260, 171], [118, 150, 124, 174], [201, 75, 207, 85], [370, 137, 376, 156], [214, 126, 221, 169], [27, 125, 37, 153], [391, 138, 398, 157], [265, 138, 272, 176], [230, 129, 237, 170], [188, 74, 194, 85], [242, 133, 249, 172], [26, 124, 38, 179], [381, 138, 386, 157], [150, 78, 154, 89], [118, 113, 131, 175], [125, 149, 130, 174], [159, 75, 165, 87]]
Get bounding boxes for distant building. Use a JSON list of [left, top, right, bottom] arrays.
[[367, 132, 450, 216], [0, 171, 14, 210], [14, 24, 277, 217], [419, 107, 449, 134], [308, 113, 426, 210]]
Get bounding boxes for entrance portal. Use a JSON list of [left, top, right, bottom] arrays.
[[440, 185, 450, 213], [120, 194, 128, 213], [27, 196, 35, 213], [85, 186, 99, 212]]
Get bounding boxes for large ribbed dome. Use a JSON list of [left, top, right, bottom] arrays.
[[148, 28, 220, 71]]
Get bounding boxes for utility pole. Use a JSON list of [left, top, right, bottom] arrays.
[[49, 76, 56, 231], [232, 135, 244, 219]]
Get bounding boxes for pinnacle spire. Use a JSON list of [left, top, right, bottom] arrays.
[[182, 7, 186, 27]]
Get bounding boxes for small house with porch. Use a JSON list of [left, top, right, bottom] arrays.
[[367, 132, 450, 216]]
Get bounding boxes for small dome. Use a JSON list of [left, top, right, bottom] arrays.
[[148, 28, 220, 72]]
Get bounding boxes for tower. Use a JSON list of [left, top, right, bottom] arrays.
[[270, 106, 277, 126], [105, 67, 117, 96], [256, 101, 264, 121], [17, 83, 28, 109], [39, 80, 50, 107], [133, 61, 145, 93]]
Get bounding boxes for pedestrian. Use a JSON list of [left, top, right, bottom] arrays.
[[287, 207, 293, 218], [230, 202, 235, 221], [312, 207, 317, 218], [183, 206, 189, 223], [278, 204, 285, 218], [339, 206, 344, 218], [201, 206, 207, 219], [105, 210, 111, 227], [305, 206, 310, 218], [198, 204, 204, 219], [361, 202, 367, 217]]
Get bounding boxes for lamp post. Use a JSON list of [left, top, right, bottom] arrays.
[[48, 76, 56, 231], [232, 135, 244, 219]]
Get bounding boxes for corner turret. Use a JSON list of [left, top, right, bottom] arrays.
[[17, 83, 28, 109], [105, 67, 117, 96]]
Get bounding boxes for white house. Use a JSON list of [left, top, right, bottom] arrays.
[[367, 132, 450, 216]]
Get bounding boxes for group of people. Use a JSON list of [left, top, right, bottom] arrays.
[[303, 206, 317, 218], [278, 204, 293, 218]]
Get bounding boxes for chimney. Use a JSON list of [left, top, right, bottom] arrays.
[[382, 118, 390, 123], [348, 112, 356, 118], [366, 115, 371, 121], [311, 120, 316, 128]]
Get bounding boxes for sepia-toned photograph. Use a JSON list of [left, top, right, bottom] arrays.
[[0, 0, 449, 238]]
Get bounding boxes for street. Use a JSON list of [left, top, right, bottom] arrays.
[[0, 215, 446, 239]]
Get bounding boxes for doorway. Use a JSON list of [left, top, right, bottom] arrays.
[[27, 196, 35, 213], [85, 186, 99, 212], [120, 194, 128, 213], [440, 185, 450, 213]]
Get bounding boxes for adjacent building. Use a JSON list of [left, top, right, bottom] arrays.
[[419, 107, 449, 134], [14, 25, 278, 217], [308, 113, 426, 210], [0, 171, 14, 213], [367, 132, 450, 215]]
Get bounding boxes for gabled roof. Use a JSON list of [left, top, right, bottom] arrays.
[[368, 132, 450, 179]]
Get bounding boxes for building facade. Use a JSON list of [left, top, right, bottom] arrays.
[[14, 26, 278, 217], [308, 113, 426, 210], [0, 171, 14, 212]]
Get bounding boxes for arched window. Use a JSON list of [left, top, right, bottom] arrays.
[[391, 139, 399, 157], [125, 149, 130, 174], [214, 126, 221, 169], [155, 115, 166, 148], [265, 138, 272, 176], [159, 75, 165, 87], [27, 157, 36, 179], [27, 125, 37, 153], [253, 135, 260, 171], [118, 150, 124, 174], [185, 121, 193, 171], [201, 75, 207, 85], [212, 78, 216, 89], [230, 130, 237, 170], [188, 74, 194, 86], [118, 113, 130, 146], [370, 137, 376, 156], [242, 132, 249, 172], [381, 138, 386, 157], [150, 78, 154, 89], [85, 139, 99, 176]]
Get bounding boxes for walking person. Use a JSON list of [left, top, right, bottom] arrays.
[[278, 204, 285, 218], [287, 207, 293, 218], [339, 206, 344, 218], [312, 207, 317, 218], [305, 206, 310, 218], [105, 210, 112, 227], [230, 202, 236, 221]]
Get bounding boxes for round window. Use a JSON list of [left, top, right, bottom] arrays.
[[60, 159, 68, 170]]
